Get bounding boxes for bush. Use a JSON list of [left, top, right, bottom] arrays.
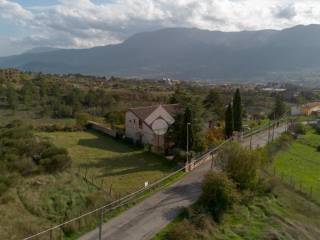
[[167, 219, 197, 240], [199, 172, 237, 222], [258, 177, 278, 194], [75, 112, 90, 127], [216, 142, 263, 190], [291, 123, 306, 135], [317, 145, 320, 152], [0, 176, 12, 196], [40, 152, 71, 173]]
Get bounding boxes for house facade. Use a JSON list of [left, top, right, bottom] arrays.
[[125, 104, 180, 152], [301, 102, 320, 116]]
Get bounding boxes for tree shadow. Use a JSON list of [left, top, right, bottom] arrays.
[[77, 130, 137, 154], [79, 151, 174, 178]]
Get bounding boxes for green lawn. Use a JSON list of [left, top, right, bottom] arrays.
[[271, 128, 320, 202], [38, 130, 176, 195]]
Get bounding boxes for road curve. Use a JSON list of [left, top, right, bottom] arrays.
[[79, 124, 287, 240]]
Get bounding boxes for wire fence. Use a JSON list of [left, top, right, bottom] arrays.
[[270, 167, 320, 205], [23, 118, 290, 240]]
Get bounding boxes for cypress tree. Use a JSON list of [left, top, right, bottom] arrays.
[[233, 88, 242, 132], [225, 103, 233, 138]]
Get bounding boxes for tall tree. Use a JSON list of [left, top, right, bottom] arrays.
[[270, 94, 286, 120], [203, 89, 224, 120], [233, 88, 242, 132], [225, 103, 233, 138], [6, 84, 18, 110]]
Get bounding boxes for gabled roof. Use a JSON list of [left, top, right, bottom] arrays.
[[128, 104, 180, 121]]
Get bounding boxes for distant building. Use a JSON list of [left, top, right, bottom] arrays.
[[261, 88, 287, 92], [0, 68, 20, 81], [125, 104, 180, 152], [301, 102, 320, 116]]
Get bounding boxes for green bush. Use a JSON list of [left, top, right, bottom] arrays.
[[75, 112, 90, 127], [0, 176, 13, 196], [216, 142, 263, 190], [40, 153, 71, 173], [199, 172, 237, 222], [167, 219, 197, 240], [317, 145, 320, 152], [291, 123, 306, 135]]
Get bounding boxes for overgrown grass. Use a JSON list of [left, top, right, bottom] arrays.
[[152, 180, 320, 240], [0, 130, 177, 239]]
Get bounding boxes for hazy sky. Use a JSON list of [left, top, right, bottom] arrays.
[[1, 0, 320, 56]]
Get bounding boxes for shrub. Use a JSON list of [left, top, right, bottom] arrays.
[[216, 142, 263, 190], [317, 145, 320, 152], [259, 177, 278, 194], [199, 172, 237, 222], [75, 112, 90, 127], [172, 148, 186, 162], [291, 123, 306, 135], [40, 153, 71, 173], [167, 219, 197, 240], [0, 176, 12, 196]]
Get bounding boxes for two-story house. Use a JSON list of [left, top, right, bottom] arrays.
[[125, 104, 180, 152]]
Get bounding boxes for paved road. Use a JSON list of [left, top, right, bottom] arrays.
[[79, 124, 288, 240]]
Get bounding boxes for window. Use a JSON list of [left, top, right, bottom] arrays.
[[139, 119, 143, 129]]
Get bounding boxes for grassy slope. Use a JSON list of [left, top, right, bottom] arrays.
[[153, 181, 320, 240], [0, 130, 175, 239], [271, 128, 320, 202]]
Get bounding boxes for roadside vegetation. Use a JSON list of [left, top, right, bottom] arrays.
[[153, 132, 320, 240]]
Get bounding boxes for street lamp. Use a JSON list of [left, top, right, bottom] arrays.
[[186, 122, 191, 171]]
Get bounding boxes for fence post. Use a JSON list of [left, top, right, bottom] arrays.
[[99, 209, 104, 240]]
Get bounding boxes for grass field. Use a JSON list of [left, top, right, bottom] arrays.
[[37, 130, 176, 196], [0, 130, 176, 240], [271, 127, 320, 202]]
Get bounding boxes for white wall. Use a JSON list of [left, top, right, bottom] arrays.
[[125, 111, 156, 146]]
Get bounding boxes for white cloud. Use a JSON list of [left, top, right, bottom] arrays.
[[1, 0, 320, 55]]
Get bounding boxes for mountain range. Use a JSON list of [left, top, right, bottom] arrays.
[[1, 24, 320, 80]]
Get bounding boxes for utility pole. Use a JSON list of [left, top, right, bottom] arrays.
[[186, 122, 191, 172], [99, 209, 104, 240], [210, 152, 214, 170], [268, 121, 271, 143]]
